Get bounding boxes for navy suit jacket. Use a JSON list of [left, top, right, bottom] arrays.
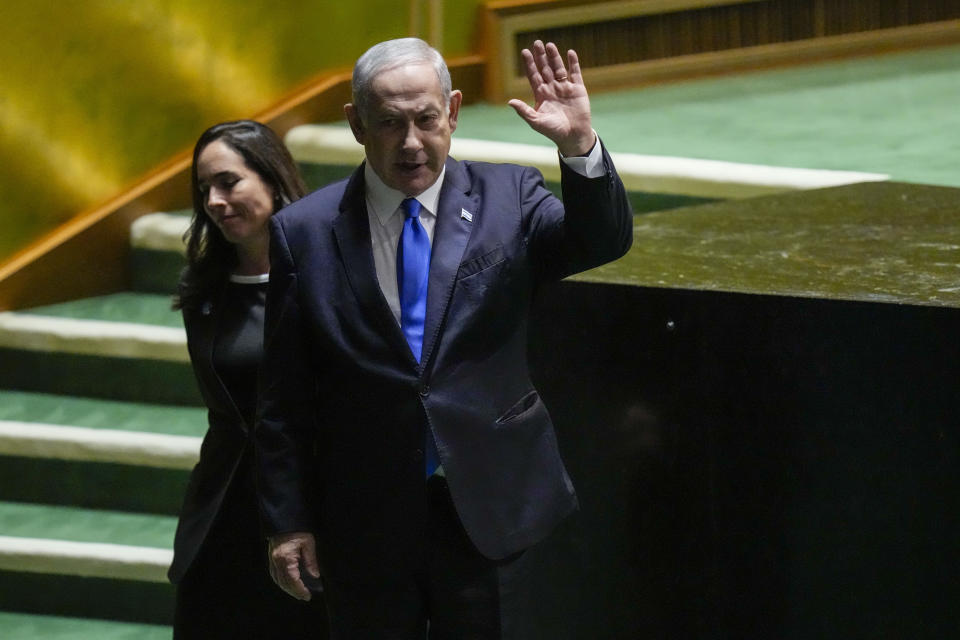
[[256, 146, 632, 581]]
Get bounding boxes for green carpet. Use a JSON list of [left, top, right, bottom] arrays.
[[453, 45, 960, 189], [0, 390, 205, 437], [22, 293, 182, 328], [0, 501, 176, 548], [0, 349, 199, 406], [0, 611, 169, 640]]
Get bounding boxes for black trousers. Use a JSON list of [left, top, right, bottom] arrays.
[[173, 466, 328, 639], [322, 475, 534, 640]]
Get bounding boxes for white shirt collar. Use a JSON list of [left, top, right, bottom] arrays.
[[363, 162, 445, 226], [228, 273, 269, 284]]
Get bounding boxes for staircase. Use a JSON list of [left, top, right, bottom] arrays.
[[0, 137, 345, 636], [0, 211, 198, 636]]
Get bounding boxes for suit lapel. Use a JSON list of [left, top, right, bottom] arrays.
[[194, 291, 248, 432], [420, 158, 477, 370], [332, 165, 413, 362]]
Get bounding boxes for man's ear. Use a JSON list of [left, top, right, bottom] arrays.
[[344, 104, 365, 144], [447, 90, 463, 134]]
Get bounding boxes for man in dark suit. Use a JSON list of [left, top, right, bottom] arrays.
[[256, 37, 632, 637]]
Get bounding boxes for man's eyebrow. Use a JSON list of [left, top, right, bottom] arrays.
[[375, 102, 440, 117]]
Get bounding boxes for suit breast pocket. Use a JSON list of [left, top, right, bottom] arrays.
[[454, 246, 511, 316], [457, 245, 506, 284]]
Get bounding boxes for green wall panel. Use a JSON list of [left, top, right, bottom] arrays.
[[0, 0, 481, 261]]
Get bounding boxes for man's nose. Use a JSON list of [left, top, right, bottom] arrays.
[[402, 122, 423, 152]]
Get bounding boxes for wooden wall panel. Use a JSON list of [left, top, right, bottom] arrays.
[[485, 0, 960, 101]]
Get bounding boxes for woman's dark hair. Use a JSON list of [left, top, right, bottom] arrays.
[[173, 120, 307, 311]]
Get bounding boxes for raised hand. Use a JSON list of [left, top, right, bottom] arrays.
[[508, 40, 596, 157]]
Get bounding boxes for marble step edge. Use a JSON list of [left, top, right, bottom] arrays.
[[0, 312, 188, 361], [286, 124, 890, 199], [130, 127, 890, 254], [0, 420, 200, 470], [0, 535, 171, 583], [130, 212, 190, 254]]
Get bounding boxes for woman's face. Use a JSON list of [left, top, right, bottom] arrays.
[[196, 139, 275, 249]]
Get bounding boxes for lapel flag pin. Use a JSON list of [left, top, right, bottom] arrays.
[[460, 208, 473, 222]]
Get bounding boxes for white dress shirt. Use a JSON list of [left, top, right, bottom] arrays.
[[364, 137, 604, 326]]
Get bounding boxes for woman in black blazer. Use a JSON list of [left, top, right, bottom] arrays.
[[168, 120, 325, 638]]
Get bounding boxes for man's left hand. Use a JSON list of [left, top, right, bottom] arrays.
[[508, 40, 596, 157], [267, 531, 320, 601]]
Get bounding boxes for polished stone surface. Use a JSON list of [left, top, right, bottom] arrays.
[[526, 280, 959, 639], [580, 182, 960, 308]]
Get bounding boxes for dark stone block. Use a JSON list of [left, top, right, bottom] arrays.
[[523, 183, 960, 638]]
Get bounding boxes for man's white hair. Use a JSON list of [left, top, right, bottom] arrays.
[[352, 38, 452, 122]]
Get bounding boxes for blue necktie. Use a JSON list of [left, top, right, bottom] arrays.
[[398, 198, 430, 361], [397, 198, 440, 476]]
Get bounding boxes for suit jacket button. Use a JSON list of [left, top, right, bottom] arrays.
[[413, 448, 424, 462], [419, 385, 430, 397]]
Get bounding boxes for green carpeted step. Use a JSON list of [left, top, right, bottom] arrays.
[[21, 292, 183, 328], [130, 211, 190, 255], [0, 572, 174, 626], [0, 391, 204, 513], [0, 454, 192, 515], [129, 211, 190, 295], [0, 611, 170, 639], [0, 349, 199, 405], [0, 504, 178, 624], [0, 390, 205, 437], [0, 293, 185, 358], [0, 501, 175, 549], [0, 294, 199, 404]]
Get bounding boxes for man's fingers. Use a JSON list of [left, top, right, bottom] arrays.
[[272, 549, 311, 601], [566, 49, 583, 84], [507, 99, 538, 126], [301, 533, 321, 579], [518, 48, 542, 91], [282, 556, 312, 601], [267, 532, 317, 601], [545, 41, 567, 80], [532, 40, 555, 83]]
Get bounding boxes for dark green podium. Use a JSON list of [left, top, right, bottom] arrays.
[[527, 182, 960, 639]]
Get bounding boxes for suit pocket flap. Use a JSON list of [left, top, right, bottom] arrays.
[[495, 390, 541, 425], [457, 245, 505, 280]]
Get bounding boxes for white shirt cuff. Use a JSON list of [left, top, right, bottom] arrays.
[[559, 132, 603, 178]]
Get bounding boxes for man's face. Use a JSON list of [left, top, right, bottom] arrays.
[[346, 63, 462, 197]]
